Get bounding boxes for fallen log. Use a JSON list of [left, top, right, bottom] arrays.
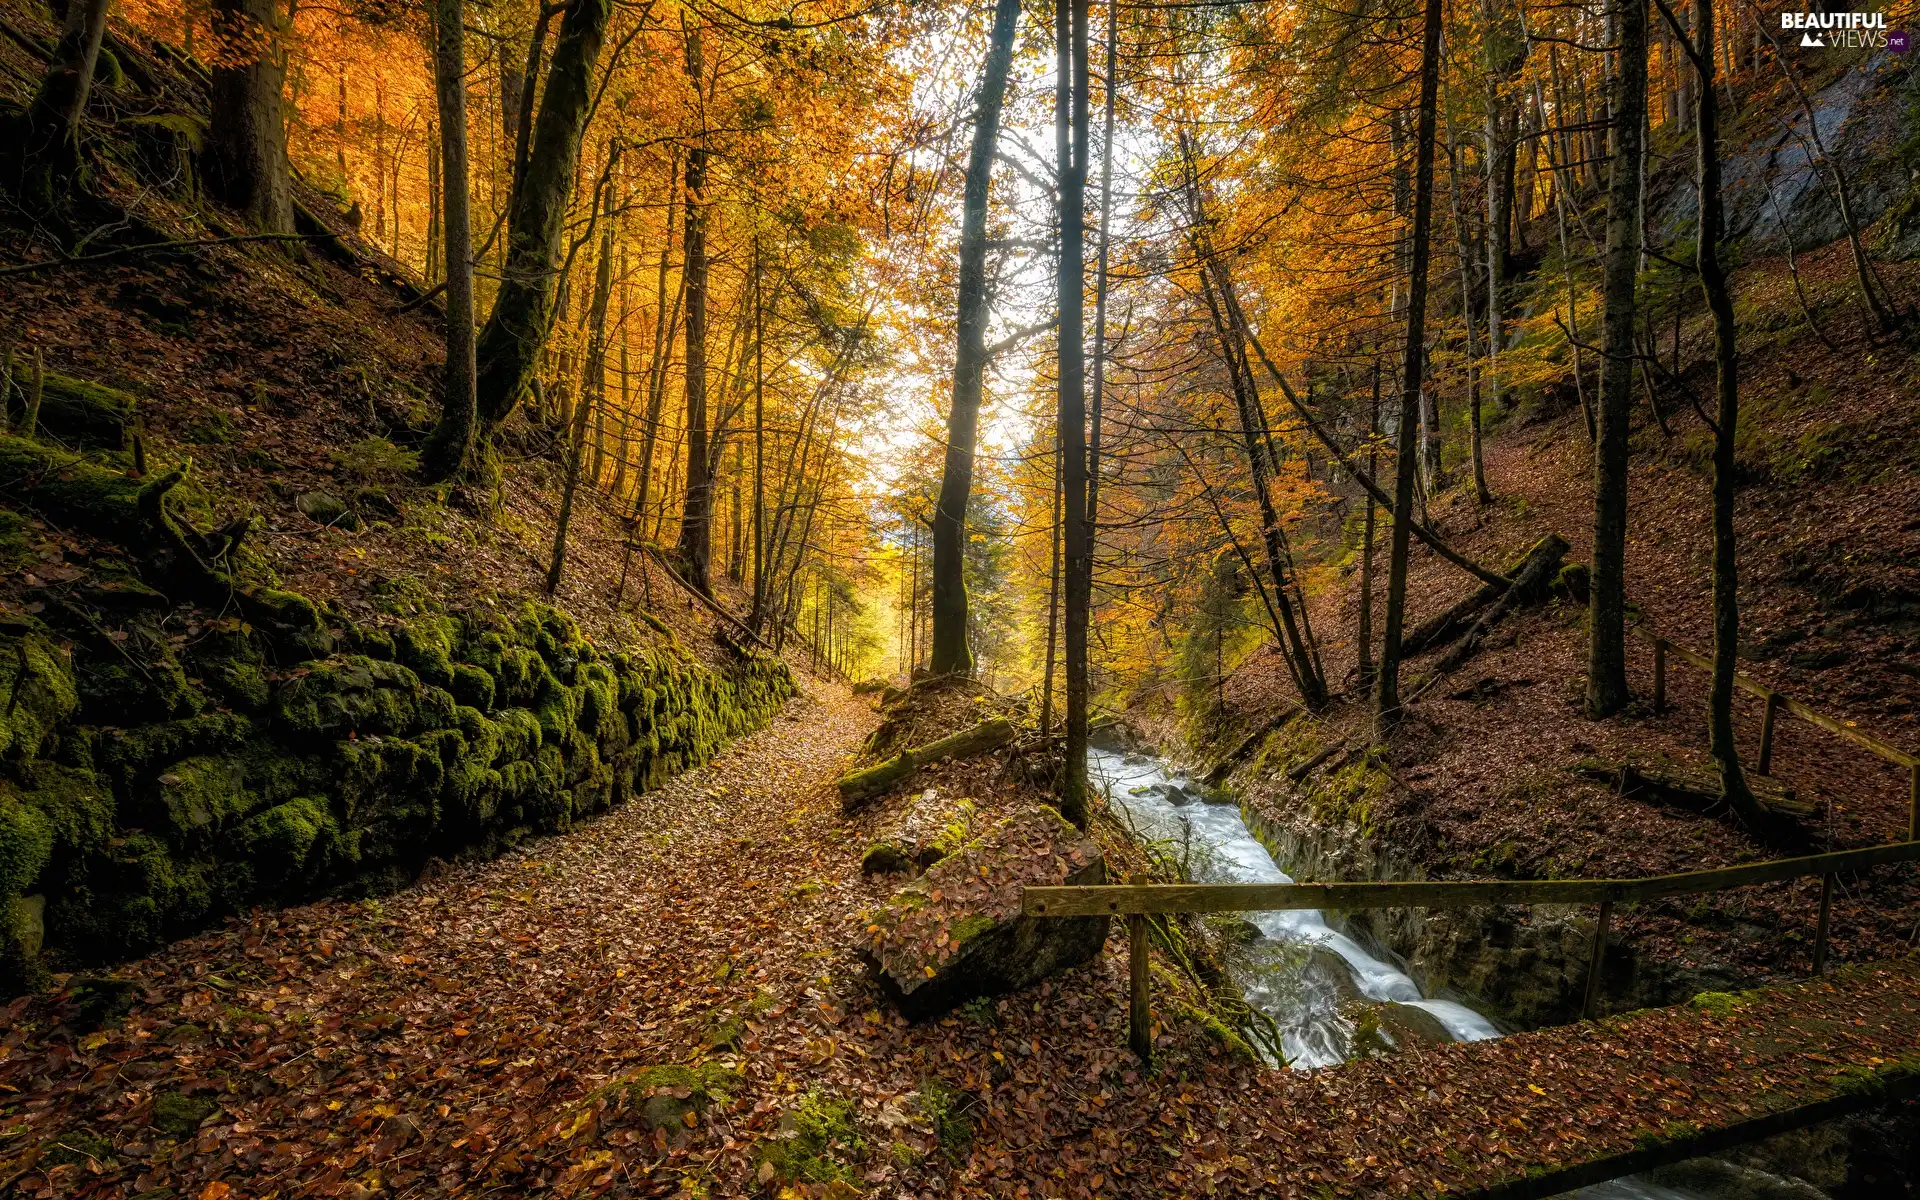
[[1428, 534, 1570, 677], [1573, 758, 1815, 820], [1405, 535, 1570, 658], [839, 717, 1017, 812], [1203, 704, 1302, 787]]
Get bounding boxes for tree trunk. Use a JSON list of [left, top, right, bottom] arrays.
[[545, 358, 596, 595], [930, 0, 1022, 677], [1041, 425, 1063, 734], [751, 247, 768, 630], [1669, 0, 1754, 812], [422, 0, 477, 482], [206, 0, 294, 234], [1057, 0, 1093, 829], [1443, 111, 1493, 504], [1357, 363, 1380, 689], [1588, 0, 1646, 718], [1086, 0, 1119, 553], [635, 164, 681, 542], [1375, 0, 1444, 731], [471, 0, 612, 440], [674, 16, 714, 594], [17, 0, 110, 206]]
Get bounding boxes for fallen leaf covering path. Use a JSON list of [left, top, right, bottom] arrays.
[[6, 680, 1919, 1200]]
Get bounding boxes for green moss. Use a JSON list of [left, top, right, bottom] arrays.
[[34, 373, 137, 450], [151, 1091, 217, 1137], [272, 656, 423, 741], [949, 913, 997, 945], [0, 437, 145, 543], [757, 1085, 866, 1184], [40, 1128, 115, 1167], [224, 796, 337, 894], [148, 755, 253, 844], [0, 787, 54, 895], [449, 663, 494, 711], [8, 760, 113, 865], [394, 616, 460, 688], [1688, 990, 1752, 1018], [0, 631, 77, 763], [919, 1077, 974, 1160], [492, 707, 543, 764], [861, 842, 916, 875], [187, 627, 270, 712]]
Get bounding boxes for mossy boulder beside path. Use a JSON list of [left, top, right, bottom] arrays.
[[0, 437, 793, 993], [862, 805, 1109, 1021]]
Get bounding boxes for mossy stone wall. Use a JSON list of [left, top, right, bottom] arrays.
[[1, 592, 791, 992]]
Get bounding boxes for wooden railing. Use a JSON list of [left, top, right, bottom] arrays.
[[1632, 623, 1920, 839], [1023, 840, 1920, 1062]]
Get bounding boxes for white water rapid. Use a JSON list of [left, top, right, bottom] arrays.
[[1090, 744, 1714, 1200]]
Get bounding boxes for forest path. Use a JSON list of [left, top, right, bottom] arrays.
[[3, 677, 890, 1199]]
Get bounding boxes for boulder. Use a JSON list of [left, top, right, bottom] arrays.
[[860, 790, 975, 875], [864, 805, 1109, 1021], [295, 491, 359, 531]]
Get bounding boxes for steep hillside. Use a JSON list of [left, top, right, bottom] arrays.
[[1196, 119, 1920, 1011], [0, 13, 808, 994]]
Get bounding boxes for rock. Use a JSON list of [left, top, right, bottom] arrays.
[[860, 791, 976, 875], [29, 373, 137, 450], [620, 1063, 742, 1147], [864, 806, 1110, 1021], [150, 1090, 217, 1137], [1376, 1001, 1456, 1049], [295, 491, 359, 531], [69, 975, 137, 1029]]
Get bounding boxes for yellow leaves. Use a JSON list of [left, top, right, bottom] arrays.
[[560, 1108, 595, 1140], [198, 1183, 231, 1200], [1527, 1084, 1546, 1096], [79, 1032, 109, 1051]]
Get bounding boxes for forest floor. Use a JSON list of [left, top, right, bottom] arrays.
[[11, 675, 1920, 1200], [1214, 236, 1920, 987]]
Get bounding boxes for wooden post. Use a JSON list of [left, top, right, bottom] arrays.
[[1128, 914, 1152, 1064], [1652, 639, 1667, 711], [1813, 872, 1834, 975], [1758, 692, 1783, 775], [1582, 900, 1612, 1021]]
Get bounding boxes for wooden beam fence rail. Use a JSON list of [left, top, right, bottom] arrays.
[[1025, 840, 1920, 1062], [1628, 623, 1920, 838]]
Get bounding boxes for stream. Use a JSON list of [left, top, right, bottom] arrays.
[[1090, 744, 1738, 1200]]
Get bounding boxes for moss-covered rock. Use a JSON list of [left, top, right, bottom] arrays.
[[273, 656, 424, 741], [0, 630, 76, 763], [30, 373, 137, 451]]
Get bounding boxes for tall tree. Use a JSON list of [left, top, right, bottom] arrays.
[[422, 0, 477, 482], [929, 0, 1023, 676], [547, 165, 618, 595], [1057, 0, 1093, 827], [675, 15, 715, 593], [1374, 0, 1445, 730], [1588, 0, 1646, 719], [14, 0, 110, 208], [471, 0, 613, 444], [1659, 0, 1753, 812], [206, 0, 294, 233]]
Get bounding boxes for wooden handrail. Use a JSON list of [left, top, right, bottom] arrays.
[[1044, 840, 1920, 1063], [1628, 624, 1917, 769], [1022, 840, 1920, 917]]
